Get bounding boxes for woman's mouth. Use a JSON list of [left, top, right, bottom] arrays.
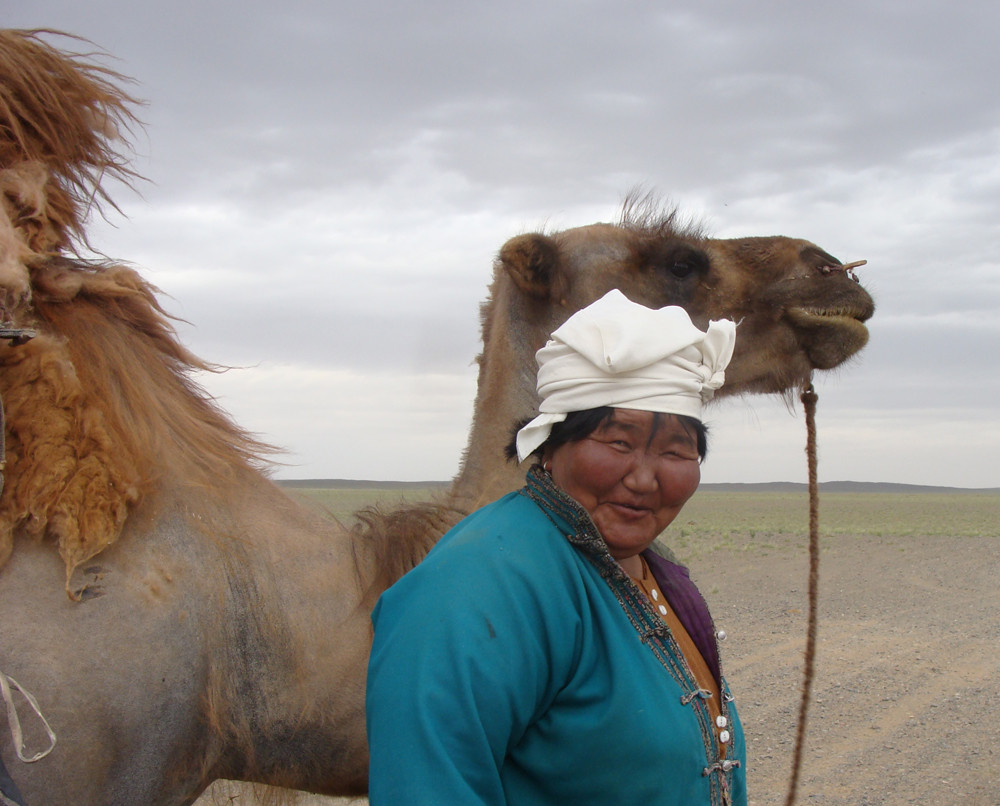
[[609, 501, 651, 518]]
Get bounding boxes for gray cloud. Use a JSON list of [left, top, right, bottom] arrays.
[[8, 1, 999, 485]]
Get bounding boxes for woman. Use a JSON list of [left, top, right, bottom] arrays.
[[366, 290, 745, 805]]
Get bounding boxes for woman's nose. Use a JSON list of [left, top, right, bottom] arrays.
[[622, 453, 659, 493]]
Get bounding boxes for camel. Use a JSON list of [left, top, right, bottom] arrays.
[[0, 30, 874, 806]]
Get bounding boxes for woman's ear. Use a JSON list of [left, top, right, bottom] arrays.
[[541, 446, 553, 472]]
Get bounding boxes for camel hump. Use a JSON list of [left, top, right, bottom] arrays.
[[0, 29, 142, 257]]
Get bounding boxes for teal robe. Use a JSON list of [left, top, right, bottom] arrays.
[[367, 468, 746, 805]]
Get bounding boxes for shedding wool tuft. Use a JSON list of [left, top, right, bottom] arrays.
[[0, 333, 141, 585]]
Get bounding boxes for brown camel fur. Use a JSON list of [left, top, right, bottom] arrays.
[[0, 29, 873, 805]]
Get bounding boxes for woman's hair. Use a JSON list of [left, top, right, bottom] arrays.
[[505, 407, 709, 463]]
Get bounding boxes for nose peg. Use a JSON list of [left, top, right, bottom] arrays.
[[818, 259, 867, 283]]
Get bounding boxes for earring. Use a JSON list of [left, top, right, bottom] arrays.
[[543, 462, 552, 472]]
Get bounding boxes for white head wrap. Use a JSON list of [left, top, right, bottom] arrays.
[[515, 289, 737, 462]]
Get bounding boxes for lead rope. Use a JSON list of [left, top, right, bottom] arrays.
[[783, 382, 820, 806], [0, 673, 55, 764]]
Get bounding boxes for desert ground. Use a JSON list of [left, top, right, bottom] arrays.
[[200, 492, 1000, 806]]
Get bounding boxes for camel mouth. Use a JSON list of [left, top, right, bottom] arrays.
[[786, 306, 870, 329], [786, 306, 870, 369]]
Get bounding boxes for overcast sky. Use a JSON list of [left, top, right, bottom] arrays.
[[8, 1, 999, 487]]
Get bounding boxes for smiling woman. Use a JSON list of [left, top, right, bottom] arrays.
[[366, 290, 745, 806], [544, 409, 703, 576]]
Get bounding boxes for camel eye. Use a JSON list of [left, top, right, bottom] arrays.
[[670, 260, 695, 279], [644, 242, 709, 286], [661, 247, 708, 280]]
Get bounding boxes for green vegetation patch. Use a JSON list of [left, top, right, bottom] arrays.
[[675, 492, 999, 542], [284, 485, 998, 542]]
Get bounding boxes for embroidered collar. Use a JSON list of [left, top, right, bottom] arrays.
[[521, 464, 629, 583]]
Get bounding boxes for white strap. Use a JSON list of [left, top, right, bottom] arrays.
[[0, 671, 56, 763]]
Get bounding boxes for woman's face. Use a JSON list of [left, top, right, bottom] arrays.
[[546, 409, 701, 565]]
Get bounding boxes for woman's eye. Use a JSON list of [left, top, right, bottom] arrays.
[[660, 448, 695, 460]]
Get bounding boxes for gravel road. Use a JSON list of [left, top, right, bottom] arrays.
[[702, 531, 1000, 805]]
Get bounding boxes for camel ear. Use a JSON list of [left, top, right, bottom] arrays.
[[498, 233, 560, 299]]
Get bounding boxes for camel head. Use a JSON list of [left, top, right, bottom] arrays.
[[492, 207, 873, 398], [697, 234, 873, 394], [455, 201, 874, 507]]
